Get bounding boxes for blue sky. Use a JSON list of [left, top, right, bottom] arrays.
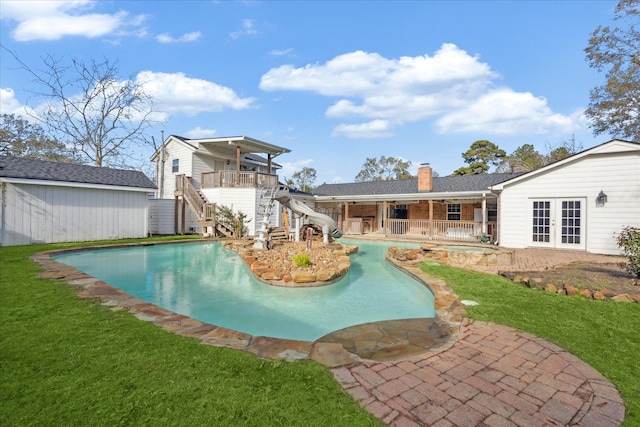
[[0, 0, 617, 184]]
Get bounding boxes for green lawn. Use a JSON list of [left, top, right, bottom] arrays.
[[420, 262, 640, 427], [0, 238, 382, 427]]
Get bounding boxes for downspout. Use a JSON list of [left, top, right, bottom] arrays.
[[1, 182, 5, 246], [159, 130, 165, 199], [489, 190, 501, 245]]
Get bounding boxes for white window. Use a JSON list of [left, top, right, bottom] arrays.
[[172, 159, 179, 173]]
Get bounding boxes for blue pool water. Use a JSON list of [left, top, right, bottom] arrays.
[[54, 239, 435, 341]]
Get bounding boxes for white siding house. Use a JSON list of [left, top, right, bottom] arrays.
[[491, 140, 640, 255], [0, 156, 156, 246], [150, 135, 290, 236]]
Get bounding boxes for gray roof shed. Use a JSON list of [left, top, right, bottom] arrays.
[[0, 156, 156, 190]]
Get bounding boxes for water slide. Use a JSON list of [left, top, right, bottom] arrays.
[[275, 188, 343, 243]]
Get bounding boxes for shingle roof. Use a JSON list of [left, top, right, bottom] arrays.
[[313, 173, 522, 197], [0, 156, 157, 190]]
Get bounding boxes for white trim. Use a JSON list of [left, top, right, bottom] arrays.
[[491, 139, 639, 191], [314, 190, 497, 203]]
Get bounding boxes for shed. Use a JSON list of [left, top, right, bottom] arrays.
[[0, 156, 156, 246]]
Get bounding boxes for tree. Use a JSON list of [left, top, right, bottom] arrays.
[[497, 144, 546, 173], [0, 114, 77, 162], [215, 205, 250, 239], [497, 136, 584, 173], [453, 140, 506, 175], [546, 135, 583, 163], [292, 167, 317, 192], [355, 156, 412, 182], [13, 52, 156, 167], [585, 0, 640, 141]]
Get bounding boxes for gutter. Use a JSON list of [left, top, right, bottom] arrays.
[[313, 190, 498, 203]]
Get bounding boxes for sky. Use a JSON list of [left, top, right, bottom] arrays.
[[0, 0, 618, 184]]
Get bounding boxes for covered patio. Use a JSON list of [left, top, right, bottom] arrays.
[[313, 166, 516, 244]]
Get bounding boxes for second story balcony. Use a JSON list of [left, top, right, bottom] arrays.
[[201, 170, 279, 188]]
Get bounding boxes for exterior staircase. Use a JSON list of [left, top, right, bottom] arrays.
[[175, 175, 217, 235]]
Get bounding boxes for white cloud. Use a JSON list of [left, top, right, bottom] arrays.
[[230, 19, 258, 39], [436, 89, 581, 135], [184, 127, 217, 139], [156, 31, 202, 44], [1, 0, 146, 41], [331, 120, 394, 139], [269, 48, 294, 56], [137, 71, 256, 116], [0, 88, 25, 115], [260, 43, 581, 139]]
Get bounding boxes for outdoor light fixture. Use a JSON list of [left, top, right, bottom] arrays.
[[596, 190, 608, 207]]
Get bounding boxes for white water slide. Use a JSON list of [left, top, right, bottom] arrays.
[[253, 185, 343, 249], [275, 191, 343, 243]]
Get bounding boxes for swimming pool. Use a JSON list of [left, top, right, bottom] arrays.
[[53, 239, 435, 341]]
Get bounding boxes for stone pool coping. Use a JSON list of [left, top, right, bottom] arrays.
[[30, 239, 464, 367]]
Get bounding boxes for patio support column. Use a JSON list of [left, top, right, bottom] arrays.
[[344, 202, 350, 234], [382, 200, 388, 235], [236, 146, 241, 172], [267, 154, 272, 174], [428, 200, 434, 238], [482, 193, 487, 235]]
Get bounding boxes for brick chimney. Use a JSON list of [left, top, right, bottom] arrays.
[[418, 165, 432, 191]]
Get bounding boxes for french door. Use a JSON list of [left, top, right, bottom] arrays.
[[531, 198, 585, 249]]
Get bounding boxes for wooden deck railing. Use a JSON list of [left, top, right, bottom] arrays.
[[385, 219, 496, 242], [201, 171, 278, 188], [174, 174, 215, 222]]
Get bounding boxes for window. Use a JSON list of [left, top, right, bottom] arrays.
[[447, 203, 461, 221], [172, 159, 179, 173]]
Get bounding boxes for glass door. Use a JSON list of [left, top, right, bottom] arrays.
[[530, 199, 585, 249]]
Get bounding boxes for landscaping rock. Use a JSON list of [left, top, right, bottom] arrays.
[[545, 283, 557, 293], [291, 270, 317, 283], [580, 289, 592, 299], [593, 291, 605, 300], [611, 294, 634, 303], [564, 284, 577, 296]]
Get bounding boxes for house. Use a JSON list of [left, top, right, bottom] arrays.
[[0, 156, 156, 246], [490, 139, 640, 255], [150, 135, 291, 236], [313, 167, 522, 242], [150, 134, 638, 256]]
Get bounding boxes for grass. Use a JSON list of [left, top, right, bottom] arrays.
[[0, 238, 382, 427], [420, 261, 640, 426]]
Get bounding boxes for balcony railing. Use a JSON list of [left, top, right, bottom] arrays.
[[201, 171, 279, 188], [385, 219, 496, 242]]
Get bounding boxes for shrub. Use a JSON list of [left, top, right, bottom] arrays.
[[615, 225, 640, 279], [292, 253, 312, 268], [216, 205, 251, 239]]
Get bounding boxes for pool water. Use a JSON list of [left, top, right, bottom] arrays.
[[54, 239, 435, 341]]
